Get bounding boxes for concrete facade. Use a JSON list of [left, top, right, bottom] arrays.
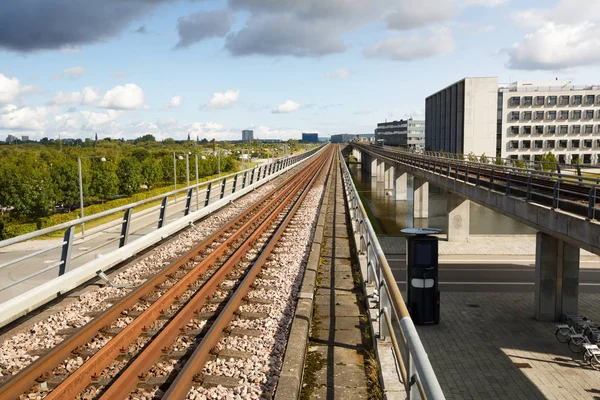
[[447, 194, 470, 242], [375, 119, 425, 149], [395, 170, 407, 201], [535, 232, 580, 321], [500, 81, 600, 164], [242, 129, 253, 142], [413, 177, 429, 219], [425, 77, 498, 157]]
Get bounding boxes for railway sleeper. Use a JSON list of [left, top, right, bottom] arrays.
[[218, 349, 252, 360], [201, 375, 241, 389]]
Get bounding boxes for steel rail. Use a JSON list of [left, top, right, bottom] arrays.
[[163, 147, 333, 400], [97, 149, 332, 399], [0, 151, 323, 399], [43, 149, 328, 399]]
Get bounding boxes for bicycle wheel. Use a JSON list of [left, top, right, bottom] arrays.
[[555, 328, 570, 343], [568, 339, 585, 353], [591, 356, 600, 371]]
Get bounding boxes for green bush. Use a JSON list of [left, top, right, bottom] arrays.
[[3, 222, 38, 239]]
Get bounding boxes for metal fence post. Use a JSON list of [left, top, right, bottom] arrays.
[[232, 174, 238, 193], [527, 175, 532, 201], [256, 166, 262, 182], [588, 187, 596, 220], [184, 188, 193, 216], [220, 177, 227, 199], [552, 181, 559, 209], [250, 167, 255, 185], [506, 173, 511, 195], [242, 171, 248, 189], [489, 167, 495, 189], [119, 208, 132, 247], [576, 165, 582, 183], [158, 197, 168, 229], [205, 182, 212, 207], [476, 166, 481, 186], [59, 226, 75, 276]]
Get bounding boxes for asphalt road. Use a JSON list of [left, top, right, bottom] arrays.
[[388, 256, 600, 292]]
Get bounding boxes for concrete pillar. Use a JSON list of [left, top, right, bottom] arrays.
[[413, 177, 429, 219], [384, 164, 394, 190], [370, 156, 378, 177], [447, 194, 470, 242], [377, 159, 385, 182], [534, 232, 580, 321], [395, 170, 407, 201]]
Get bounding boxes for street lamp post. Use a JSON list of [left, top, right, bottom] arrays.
[[173, 153, 184, 200], [195, 154, 199, 209], [78, 155, 106, 238]]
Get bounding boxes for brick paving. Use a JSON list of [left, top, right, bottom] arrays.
[[408, 292, 600, 400], [301, 157, 370, 399]]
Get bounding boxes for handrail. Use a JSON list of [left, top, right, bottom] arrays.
[[339, 147, 445, 400]]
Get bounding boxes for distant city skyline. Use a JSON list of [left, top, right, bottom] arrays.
[[1, 0, 598, 141]]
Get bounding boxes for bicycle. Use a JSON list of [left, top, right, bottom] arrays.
[[583, 344, 600, 370]]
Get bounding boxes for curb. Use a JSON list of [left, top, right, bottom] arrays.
[[275, 158, 334, 400]]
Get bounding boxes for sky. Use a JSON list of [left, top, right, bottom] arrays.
[[1, 0, 600, 142]]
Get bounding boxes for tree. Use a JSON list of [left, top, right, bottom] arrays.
[[90, 160, 118, 200], [141, 158, 162, 189], [514, 160, 526, 168], [540, 152, 558, 172], [135, 134, 156, 143], [51, 157, 89, 205], [480, 153, 489, 164], [117, 157, 143, 196], [163, 138, 175, 145], [494, 153, 504, 166], [571, 157, 582, 165], [467, 152, 478, 162]]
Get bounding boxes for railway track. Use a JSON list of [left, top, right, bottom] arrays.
[[0, 145, 334, 399], [356, 144, 600, 219]]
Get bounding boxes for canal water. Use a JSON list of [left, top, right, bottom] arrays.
[[348, 163, 536, 235]]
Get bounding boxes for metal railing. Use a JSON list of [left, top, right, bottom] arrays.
[[0, 147, 323, 298], [339, 149, 445, 400], [355, 144, 600, 222]]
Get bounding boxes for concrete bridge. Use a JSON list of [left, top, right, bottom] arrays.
[[348, 143, 600, 322]]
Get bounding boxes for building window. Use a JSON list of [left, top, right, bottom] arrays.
[[535, 111, 544, 120], [560, 95, 570, 105], [535, 96, 545, 106], [585, 125, 593, 134], [596, 139, 600, 148], [573, 95, 582, 105], [522, 140, 531, 149], [547, 110, 557, 119], [558, 140, 568, 148], [559, 110, 569, 120], [535, 125, 544, 134], [585, 110, 594, 119], [559, 125, 569, 134], [584, 154, 592, 164], [523, 96, 533, 106], [522, 155, 531, 161], [510, 155, 518, 160], [572, 110, 582, 119], [572, 125, 581, 134], [522, 126, 531, 134], [522, 111, 532, 120], [585, 95, 595, 105], [547, 96, 557, 105], [510, 111, 520, 121], [583, 139, 592, 148], [571, 140, 580, 148], [546, 140, 555, 149], [547, 125, 556, 134], [510, 126, 519, 135], [509, 140, 519, 149], [510, 97, 520, 106], [534, 140, 543, 149]]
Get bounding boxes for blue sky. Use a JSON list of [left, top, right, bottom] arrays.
[[1, 0, 599, 141]]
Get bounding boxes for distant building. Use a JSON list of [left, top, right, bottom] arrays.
[[21, 135, 30, 142], [6, 134, 17, 144], [242, 130, 254, 142], [425, 77, 498, 155], [374, 120, 424, 148], [330, 133, 375, 143], [302, 133, 319, 143], [318, 137, 329, 143], [259, 139, 282, 143]]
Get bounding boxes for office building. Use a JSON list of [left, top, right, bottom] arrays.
[[21, 135, 30, 142], [499, 81, 600, 164], [330, 133, 375, 143], [5, 134, 17, 144], [425, 77, 498, 156], [242, 129, 253, 142], [302, 132, 319, 143], [375, 119, 425, 149]]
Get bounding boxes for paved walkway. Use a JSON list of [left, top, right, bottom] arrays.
[[409, 292, 600, 400], [301, 157, 370, 399]]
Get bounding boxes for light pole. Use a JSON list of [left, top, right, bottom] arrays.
[[173, 153, 183, 200], [78, 155, 106, 237], [195, 153, 199, 209]]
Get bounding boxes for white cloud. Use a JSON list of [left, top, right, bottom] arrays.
[[207, 90, 239, 109], [272, 100, 301, 114], [162, 96, 182, 110], [64, 66, 87, 80], [59, 45, 81, 53], [99, 83, 146, 110], [506, 0, 600, 70], [0, 74, 41, 105], [505, 22, 600, 70], [0, 104, 55, 131], [462, 0, 506, 5], [47, 87, 101, 106], [365, 27, 455, 61], [326, 68, 351, 79]]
